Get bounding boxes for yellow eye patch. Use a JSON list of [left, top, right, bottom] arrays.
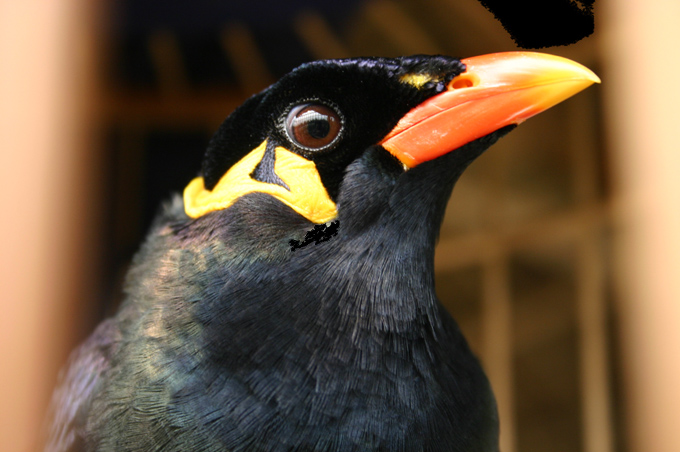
[[183, 140, 337, 224]]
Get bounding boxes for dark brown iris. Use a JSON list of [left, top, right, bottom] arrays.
[[285, 103, 342, 150]]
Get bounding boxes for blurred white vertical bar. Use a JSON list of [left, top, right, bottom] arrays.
[[600, 1, 680, 452], [0, 1, 103, 451], [482, 253, 515, 452]]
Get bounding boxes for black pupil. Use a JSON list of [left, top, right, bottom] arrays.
[[307, 118, 330, 139]]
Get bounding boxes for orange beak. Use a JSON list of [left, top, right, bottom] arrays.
[[381, 52, 600, 168]]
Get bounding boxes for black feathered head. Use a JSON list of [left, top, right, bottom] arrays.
[[183, 53, 598, 238]]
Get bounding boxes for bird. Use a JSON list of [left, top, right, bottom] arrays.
[[44, 52, 599, 452]]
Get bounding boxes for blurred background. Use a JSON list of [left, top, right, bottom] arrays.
[[1, 0, 679, 451]]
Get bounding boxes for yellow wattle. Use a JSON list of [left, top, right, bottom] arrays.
[[183, 140, 338, 224]]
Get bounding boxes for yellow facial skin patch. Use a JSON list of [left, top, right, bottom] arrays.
[[400, 73, 435, 89], [184, 140, 338, 224]]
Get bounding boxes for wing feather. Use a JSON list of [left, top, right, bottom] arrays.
[[44, 319, 120, 452]]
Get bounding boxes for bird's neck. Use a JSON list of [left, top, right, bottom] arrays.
[[115, 198, 497, 451], [150, 223, 452, 373]]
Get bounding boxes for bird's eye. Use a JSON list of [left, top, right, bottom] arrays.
[[285, 103, 343, 150]]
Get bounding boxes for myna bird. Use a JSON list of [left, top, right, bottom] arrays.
[[45, 52, 599, 452]]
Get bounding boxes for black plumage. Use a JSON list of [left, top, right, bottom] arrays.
[[45, 53, 597, 452]]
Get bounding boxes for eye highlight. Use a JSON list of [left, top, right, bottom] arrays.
[[285, 103, 343, 150]]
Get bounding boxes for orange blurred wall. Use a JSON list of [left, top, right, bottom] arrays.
[[0, 1, 104, 451], [601, 1, 680, 452]]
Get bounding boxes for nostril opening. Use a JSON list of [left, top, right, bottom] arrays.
[[449, 74, 478, 90], [452, 79, 473, 89]]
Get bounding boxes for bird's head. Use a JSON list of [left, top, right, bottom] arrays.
[[178, 52, 598, 263]]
